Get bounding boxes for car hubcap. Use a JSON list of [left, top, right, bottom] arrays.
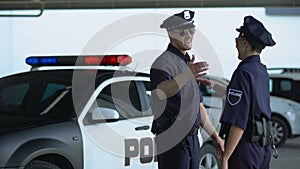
[[199, 153, 218, 169], [271, 121, 284, 144]]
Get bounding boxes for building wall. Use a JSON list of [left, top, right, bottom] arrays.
[[0, 8, 299, 78]]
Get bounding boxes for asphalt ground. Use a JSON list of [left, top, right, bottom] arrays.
[[270, 137, 300, 169]]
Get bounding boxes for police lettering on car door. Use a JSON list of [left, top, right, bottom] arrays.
[[124, 138, 157, 166]]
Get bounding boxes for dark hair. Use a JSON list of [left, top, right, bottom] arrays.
[[250, 44, 262, 53]]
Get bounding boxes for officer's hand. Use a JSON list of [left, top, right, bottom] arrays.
[[198, 78, 227, 97], [197, 77, 212, 88], [212, 136, 224, 159], [220, 157, 228, 169], [188, 55, 208, 80]]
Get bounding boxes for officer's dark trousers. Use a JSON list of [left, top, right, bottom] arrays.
[[156, 135, 200, 169], [228, 135, 271, 169]]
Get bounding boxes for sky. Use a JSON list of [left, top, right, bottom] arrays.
[[0, 7, 299, 79]]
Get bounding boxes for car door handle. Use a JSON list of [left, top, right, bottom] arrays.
[[135, 125, 150, 131]]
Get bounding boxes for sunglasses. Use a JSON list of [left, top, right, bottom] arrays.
[[172, 28, 196, 37]]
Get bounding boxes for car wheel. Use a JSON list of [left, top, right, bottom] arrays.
[[25, 160, 61, 169], [199, 144, 219, 169], [270, 116, 289, 147]]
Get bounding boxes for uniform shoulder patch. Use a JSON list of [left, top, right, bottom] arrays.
[[227, 88, 242, 106]]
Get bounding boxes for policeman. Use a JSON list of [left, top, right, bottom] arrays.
[[150, 10, 224, 169], [219, 16, 276, 169]]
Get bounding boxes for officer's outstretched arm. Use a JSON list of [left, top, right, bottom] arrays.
[[200, 103, 218, 138], [221, 125, 244, 169], [199, 103, 224, 157], [155, 70, 190, 100], [156, 64, 207, 100]]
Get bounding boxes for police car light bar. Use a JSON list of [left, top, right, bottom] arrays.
[[26, 55, 132, 67]]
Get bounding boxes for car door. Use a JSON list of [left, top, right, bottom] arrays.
[[78, 75, 156, 169]]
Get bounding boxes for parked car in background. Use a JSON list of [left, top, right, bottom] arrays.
[[268, 68, 300, 147]]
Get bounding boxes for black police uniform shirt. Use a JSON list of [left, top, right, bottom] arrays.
[[220, 55, 272, 132], [150, 44, 203, 134]]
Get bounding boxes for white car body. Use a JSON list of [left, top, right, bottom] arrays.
[[78, 75, 205, 169]]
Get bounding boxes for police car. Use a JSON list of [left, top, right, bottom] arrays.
[[0, 55, 220, 169], [268, 68, 300, 147]]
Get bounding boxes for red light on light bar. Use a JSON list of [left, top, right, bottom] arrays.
[[85, 56, 101, 65], [84, 55, 131, 66], [118, 55, 132, 66]]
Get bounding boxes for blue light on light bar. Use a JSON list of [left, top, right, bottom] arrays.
[[40, 57, 57, 64], [26, 57, 58, 66], [26, 57, 39, 65]]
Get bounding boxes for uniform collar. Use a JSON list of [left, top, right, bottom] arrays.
[[239, 55, 261, 66], [167, 43, 190, 64]]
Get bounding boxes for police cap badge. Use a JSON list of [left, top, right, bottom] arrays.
[[160, 10, 195, 31]]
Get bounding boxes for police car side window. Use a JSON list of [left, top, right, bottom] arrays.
[[143, 81, 151, 97], [0, 83, 29, 114], [39, 83, 74, 119], [94, 81, 142, 120], [40, 83, 68, 111], [141, 81, 152, 116]]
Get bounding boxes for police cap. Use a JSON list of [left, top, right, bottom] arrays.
[[160, 10, 195, 31], [236, 15, 276, 49]]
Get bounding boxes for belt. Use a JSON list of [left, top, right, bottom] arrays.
[[188, 125, 199, 136]]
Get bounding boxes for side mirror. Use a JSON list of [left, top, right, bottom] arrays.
[[84, 107, 119, 125], [91, 107, 119, 121]]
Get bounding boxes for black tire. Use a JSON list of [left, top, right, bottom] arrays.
[[25, 160, 61, 169], [270, 116, 289, 147], [199, 143, 220, 169]]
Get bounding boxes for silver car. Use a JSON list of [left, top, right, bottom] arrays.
[[268, 68, 300, 147]]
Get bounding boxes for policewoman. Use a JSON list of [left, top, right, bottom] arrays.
[[219, 16, 276, 169], [150, 10, 224, 169]]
